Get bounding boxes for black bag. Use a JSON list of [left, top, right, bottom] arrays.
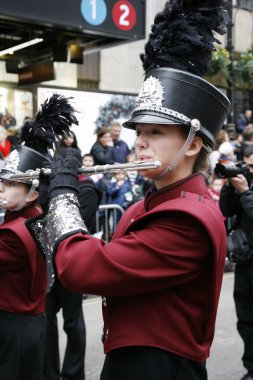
[[227, 227, 253, 265]]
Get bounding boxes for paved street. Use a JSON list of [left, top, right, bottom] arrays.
[[58, 272, 245, 380], [207, 272, 244, 380]]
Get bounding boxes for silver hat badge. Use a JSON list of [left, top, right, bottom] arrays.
[[2, 149, 20, 173], [136, 76, 165, 108]]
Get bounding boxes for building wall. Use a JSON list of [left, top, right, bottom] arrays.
[[99, 2, 253, 95], [99, 0, 167, 94], [0, 2, 252, 93], [234, 8, 253, 52]]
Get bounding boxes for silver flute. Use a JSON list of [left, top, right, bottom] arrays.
[[9, 161, 161, 181]]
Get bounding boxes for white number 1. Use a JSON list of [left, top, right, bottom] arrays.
[[90, 0, 97, 20]]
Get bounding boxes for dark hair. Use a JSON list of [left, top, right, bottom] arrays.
[[59, 131, 79, 149], [243, 145, 253, 158], [242, 124, 253, 141], [56, 131, 82, 163], [96, 127, 111, 142], [83, 153, 94, 160], [213, 129, 228, 150]]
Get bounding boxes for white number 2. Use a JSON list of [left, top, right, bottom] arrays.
[[119, 4, 129, 26]]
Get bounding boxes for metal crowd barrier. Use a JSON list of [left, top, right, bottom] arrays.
[[96, 204, 125, 243]]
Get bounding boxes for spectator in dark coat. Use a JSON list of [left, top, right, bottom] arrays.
[[235, 124, 253, 161], [236, 109, 252, 133], [58, 131, 82, 163], [110, 121, 130, 163], [78, 176, 102, 234], [90, 128, 114, 165], [107, 170, 132, 222]]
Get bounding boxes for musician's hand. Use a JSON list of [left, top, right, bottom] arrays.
[[49, 148, 80, 199], [39, 160, 52, 213]]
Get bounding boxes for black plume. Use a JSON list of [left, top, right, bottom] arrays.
[[20, 94, 78, 156], [140, 0, 230, 76]]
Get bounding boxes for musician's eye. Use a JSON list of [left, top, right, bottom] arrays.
[[3, 180, 16, 187], [150, 128, 162, 135]]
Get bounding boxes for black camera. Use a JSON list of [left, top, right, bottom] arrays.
[[214, 160, 250, 179]]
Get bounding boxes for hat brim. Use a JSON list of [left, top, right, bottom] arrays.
[[0, 170, 33, 185], [123, 112, 181, 130], [123, 110, 215, 145], [0, 171, 13, 180]]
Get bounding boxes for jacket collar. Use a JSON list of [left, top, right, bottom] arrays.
[[4, 205, 41, 223], [144, 172, 209, 211]]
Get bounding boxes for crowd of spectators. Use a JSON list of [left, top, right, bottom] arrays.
[[1, 112, 253, 236]]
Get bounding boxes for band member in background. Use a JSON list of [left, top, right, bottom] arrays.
[[0, 153, 46, 380], [27, 1, 230, 379], [0, 94, 78, 380]]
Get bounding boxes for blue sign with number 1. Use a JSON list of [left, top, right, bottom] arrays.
[[80, 0, 107, 25]]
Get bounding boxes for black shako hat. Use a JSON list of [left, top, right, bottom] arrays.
[[0, 145, 51, 182], [123, 0, 231, 147], [0, 94, 78, 185]]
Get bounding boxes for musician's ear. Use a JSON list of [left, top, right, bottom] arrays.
[[26, 190, 39, 203], [185, 136, 203, 157]]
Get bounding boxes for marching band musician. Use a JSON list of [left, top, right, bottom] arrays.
[[0, 94, 78, 380], [0, 146, 47, 380], [27, 1, 231, 379]]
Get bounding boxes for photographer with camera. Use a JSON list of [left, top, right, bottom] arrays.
[[219, 145, 253, 380]]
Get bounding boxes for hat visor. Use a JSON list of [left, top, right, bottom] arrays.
[[123, 112, 181, 130], [123, 111, 215, 146], [0, 170, 33, 184], [0, 171, 14, 180]]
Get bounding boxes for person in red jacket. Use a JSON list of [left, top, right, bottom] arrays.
[[0, 141, 49, 380], [27, 1, 231, 379], [0, 94, 79, 380], [0, 124, 11, 157]]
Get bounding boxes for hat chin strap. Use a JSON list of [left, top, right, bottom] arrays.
[[154, 120, 200, 181]]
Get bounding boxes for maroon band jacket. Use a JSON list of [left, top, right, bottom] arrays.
[[55, 173, 226, 362], [0, 206, 46, 315]]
